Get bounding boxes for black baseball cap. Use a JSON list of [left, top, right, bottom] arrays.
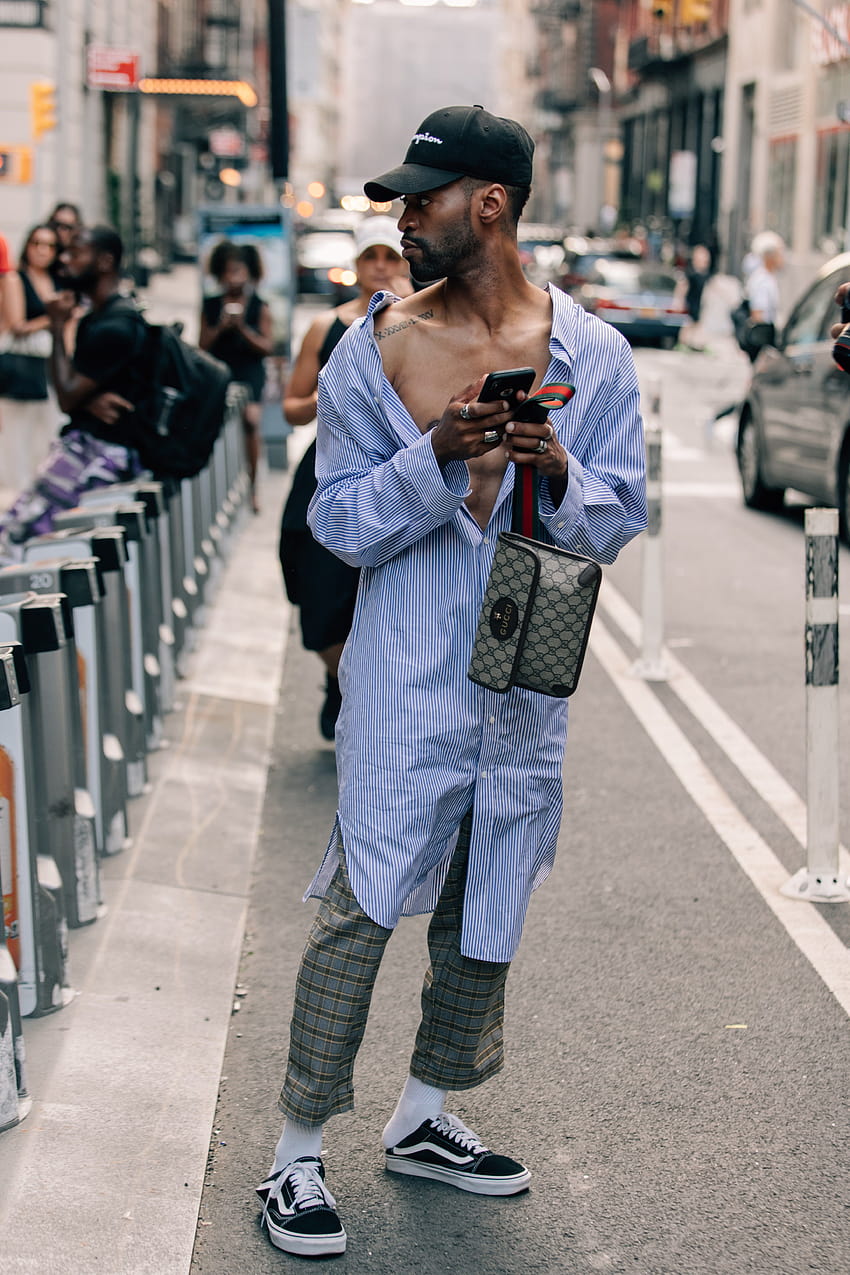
[[364, 105, 534, 202]]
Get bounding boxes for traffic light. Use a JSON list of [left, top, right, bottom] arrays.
[[680, 0, 712, 23], [30, 81, 57, 141]]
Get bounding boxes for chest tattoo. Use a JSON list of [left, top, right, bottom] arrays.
[[376, 308, 434, 341]]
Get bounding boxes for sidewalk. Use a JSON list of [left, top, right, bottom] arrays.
[[0, 462, 294, 1275]]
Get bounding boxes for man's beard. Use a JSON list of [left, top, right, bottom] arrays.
[[407, 217, 478, 283]]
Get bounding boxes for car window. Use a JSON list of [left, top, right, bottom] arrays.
[[296, 233, 354, 268], [784, 274, 839, 347], [816, 267, 850, 340], [591, 261, 677, 293]]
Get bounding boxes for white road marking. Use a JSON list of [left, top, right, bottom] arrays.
[[599, 581, 850, 874], [662, 482, 740, 498], [590, 617, 850, 1017]]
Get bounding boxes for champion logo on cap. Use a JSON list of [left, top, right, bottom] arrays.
[[364, 104, 534, 202]]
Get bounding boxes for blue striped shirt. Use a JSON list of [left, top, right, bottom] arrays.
[[305, 285, 647, 961]]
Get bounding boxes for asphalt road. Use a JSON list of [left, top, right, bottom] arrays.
[[190, 333, 850, 1275]]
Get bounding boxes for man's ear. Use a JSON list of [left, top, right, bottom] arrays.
[[473, 183, 509, 227]]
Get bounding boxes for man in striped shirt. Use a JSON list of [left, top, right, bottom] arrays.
[[257, 105, 647, 1258]]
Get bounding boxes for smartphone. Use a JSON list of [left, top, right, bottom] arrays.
[[478, 366, 552, 423], [478, 367, 536, 408]]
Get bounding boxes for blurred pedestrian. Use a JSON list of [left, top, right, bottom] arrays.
[[0, 225, 145, 561], [0, 224, 64, 487], [256, 104, 647, 1258], [46, 202, 82, 289], [678, 243, 712, 351], [199, 240, 272, 513], [278, 215, 409, 740], [745, 231, 784, 327]]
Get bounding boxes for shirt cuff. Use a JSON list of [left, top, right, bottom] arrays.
[[397, 431, 470, 515], [540, 452, 585, 536]]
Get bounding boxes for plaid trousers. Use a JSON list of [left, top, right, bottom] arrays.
[[278, 813, 511, 1125]]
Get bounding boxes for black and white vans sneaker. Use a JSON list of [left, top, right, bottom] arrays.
[[385, 1113, 531, 1196], [256, 1156, 347, 1257]]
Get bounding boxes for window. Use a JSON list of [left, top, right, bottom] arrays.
[[766, 137, 796, 245], [814, 129, 850, 252]]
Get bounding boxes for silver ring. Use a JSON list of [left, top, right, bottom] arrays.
[[533, 438, 548, 455], [459, 403, 472, 421], [483, 429, 500, 444]]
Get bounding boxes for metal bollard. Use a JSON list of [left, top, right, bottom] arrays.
[[0, 591, 99, 929], [0, 607, 73, 1016], [781, 507, 849, 902], [26, 526, 146, 801], [180, 475, 207, 625], [0, 557, 121, 861], [162, 478, 196, 667], [0, 644, 32, 1128], [79, 484, 175, 725], [54, 503, 163, 753], [632, 378, 669, 681]]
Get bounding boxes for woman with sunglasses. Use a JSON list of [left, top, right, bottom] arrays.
[[0, 224, 63, 489]]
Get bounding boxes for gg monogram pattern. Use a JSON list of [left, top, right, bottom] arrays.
[[468, 541, 538, 692], [468, 533, 602, 698]]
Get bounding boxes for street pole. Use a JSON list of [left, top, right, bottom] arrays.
[[267, 0, 289, 184]]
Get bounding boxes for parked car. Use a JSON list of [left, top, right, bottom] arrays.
[[736, 251, 850, 541], [558, 235, 643, 294], [570, 256, 688, 348], [295, 228, 358, 302], [517, 223, 568, 288]]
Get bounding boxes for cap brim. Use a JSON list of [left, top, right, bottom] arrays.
[[364, 163, 464, 202]]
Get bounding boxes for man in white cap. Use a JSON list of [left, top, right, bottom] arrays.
[[258, 105, 647, 1258]]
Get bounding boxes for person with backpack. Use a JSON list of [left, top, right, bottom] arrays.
[[0, 225, 146, 559], [199, 240, 273, 513]]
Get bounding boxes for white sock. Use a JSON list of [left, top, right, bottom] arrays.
[[270, 1118, 323, 1175], [382, 1075, 446, 1149]]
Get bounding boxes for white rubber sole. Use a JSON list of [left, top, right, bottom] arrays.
[[385, 1154, 531, 1196], [264, 1216, 347, 1257]]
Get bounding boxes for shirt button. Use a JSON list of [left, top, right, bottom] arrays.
[[482, 536, 489, 544], [480, 770, 488, 779], [489, 715, 496, 724]]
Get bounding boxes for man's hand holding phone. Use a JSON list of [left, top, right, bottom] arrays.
[[431, 367, 570, 481]]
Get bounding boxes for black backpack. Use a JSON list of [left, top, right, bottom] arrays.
[[132, 320, 233, 480]]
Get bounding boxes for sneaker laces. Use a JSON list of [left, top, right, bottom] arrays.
[[263, 1158, 336, 1228], [429, 1113, 488, 1156]]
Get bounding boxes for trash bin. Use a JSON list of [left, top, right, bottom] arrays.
[[0, 643, 32, 1127], [0, 557, 119, 863], [0, 610, 73, 1016]]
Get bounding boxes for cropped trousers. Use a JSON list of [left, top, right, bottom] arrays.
[[278, 813, 511, 1125]]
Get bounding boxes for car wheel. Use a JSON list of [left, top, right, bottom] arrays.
[[660, 333, 677, 350], [737, 415, 785, 511]]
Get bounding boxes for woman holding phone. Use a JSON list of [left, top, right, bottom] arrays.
[[199, 240, 273, 512]]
